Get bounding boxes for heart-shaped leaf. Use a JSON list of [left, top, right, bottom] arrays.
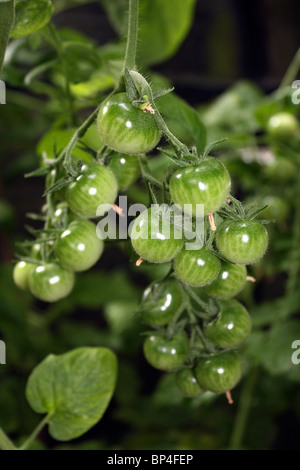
[[26, 347, 117, 441]]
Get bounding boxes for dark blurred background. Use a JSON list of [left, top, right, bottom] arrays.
[[54, 0, 300, 94]]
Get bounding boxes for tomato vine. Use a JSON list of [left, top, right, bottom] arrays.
[[0, 0, 275, 451]]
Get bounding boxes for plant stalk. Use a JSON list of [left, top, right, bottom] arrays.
[[123, 0, 139, 72], [229, 368, 258, 449], [19, 415, 50, 451], [278, 48, 300, 91], [0, 426, 17, 450]]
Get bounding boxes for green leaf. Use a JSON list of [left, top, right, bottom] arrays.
[[70, 71, 114, 99], [11, 0, 53, 39], [0, 0, 15, 78], [26, 347, 118, 441], [61, 42, 100, 84], [156, 93, 206, 153], [202, 80, 263, 131], [37, 128, 93, 162], [101, 0, 197, 65]]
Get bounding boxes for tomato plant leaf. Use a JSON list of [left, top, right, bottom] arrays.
[[156, 93, 206, 153], [100, 0, 197, 65], [26, 347, 118, 441], [11, 0, 53, 39]]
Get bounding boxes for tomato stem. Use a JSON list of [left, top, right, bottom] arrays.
[[278, 47, 300, 92], [138, 155, 164, 189], [285, 173, 300, 300], [229, 368, 258, 449], [19, 414, 50, 450], [62, 106, 100, 175], [43, 23, 76, 127], [0, 426, 17, 451], [183, 284, 211, 315], [195, 324, 213, 352], [152, 108, 190, 157], [123, 0, 139, 72]]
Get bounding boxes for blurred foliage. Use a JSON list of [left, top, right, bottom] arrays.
[[0, 0, 300, 451]]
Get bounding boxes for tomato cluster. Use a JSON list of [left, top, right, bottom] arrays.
[[14, 216, 105, 302], [15, 87, 270, 398], [127, 142, 268, 398], [13, 92, 160, 302]]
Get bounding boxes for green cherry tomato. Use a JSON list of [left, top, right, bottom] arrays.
[[13, 261, 35, 291], [141, 279, 184, 326], [97, 93, 161, 154], [204, 299, 252, 348], [174, 247, 220, 287], [195, 351, 242, 394], [267, 112, 298, 140], [54, 219, 104, 272], [175, 368, 205, 398], [108, 153, 140, 191], [203, 262, 247, 299], [143, 331, 189, 371], [65, 162, 118, 218], [169, 157, 231, 216], [216, 220, 268, 265], [29, 263, 75, 302], [131, 207, 184, 263]]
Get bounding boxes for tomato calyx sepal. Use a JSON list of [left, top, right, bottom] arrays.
[[218, 195, 273, 225], [125, 68, 174, 113], [201, 138, 227, 159], [158, 147, 198, 167]]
